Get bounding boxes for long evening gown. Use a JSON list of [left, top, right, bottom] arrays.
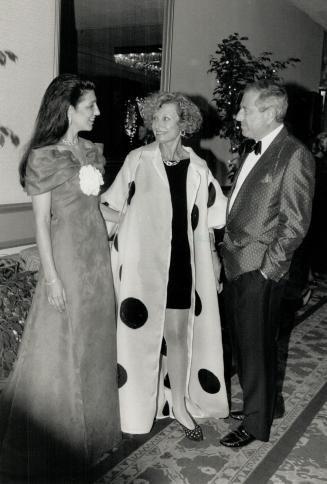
[[0, 140, 121, 479]]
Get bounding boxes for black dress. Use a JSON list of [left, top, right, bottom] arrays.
[[164, 158, 192, 309]]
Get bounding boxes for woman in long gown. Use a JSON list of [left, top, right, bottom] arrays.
[[101, 92, 229, 439], [0, 74, 121, 480]]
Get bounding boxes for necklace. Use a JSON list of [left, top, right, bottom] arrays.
[[160, 141, 182, 166], [163, 158, 181, 166], [61, 137, 78, 146]]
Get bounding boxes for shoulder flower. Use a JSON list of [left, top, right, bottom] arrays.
[[79, 164, 104, 196]]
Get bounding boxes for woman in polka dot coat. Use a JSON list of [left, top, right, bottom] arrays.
[[101, 92, 229, 437]]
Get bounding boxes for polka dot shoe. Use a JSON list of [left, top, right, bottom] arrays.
[[174, 414, 203, 441]]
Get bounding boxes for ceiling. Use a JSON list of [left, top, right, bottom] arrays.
[[74, 0, 164, 30], [72, 0, 327, 81], [74, 0, 327, 31], [289, 0, 327, 30]]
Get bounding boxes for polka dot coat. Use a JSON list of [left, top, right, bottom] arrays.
[[102, 142, 229, 433]]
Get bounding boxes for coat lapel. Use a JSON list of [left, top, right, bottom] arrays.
[[227, 127, 288, 221], [145, 144, 204, 208], [149, 142, 170, 186], [226, 153, 247, 216], [184, 147, 201, 209]]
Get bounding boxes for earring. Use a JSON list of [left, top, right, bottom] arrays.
[[180, 129, 186, 137]]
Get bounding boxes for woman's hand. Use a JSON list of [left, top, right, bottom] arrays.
[[100, 203, 120, 223], [46, 278, 66, 313]]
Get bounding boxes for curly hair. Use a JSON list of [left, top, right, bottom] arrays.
[[142, 91, 202, 136]]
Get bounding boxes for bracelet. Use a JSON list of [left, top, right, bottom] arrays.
[[45, 278, 57, 285]]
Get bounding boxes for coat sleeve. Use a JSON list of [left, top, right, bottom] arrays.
[[101, 149, 141, 237], [101, 151, 137, 211], [207, 170, 227, 229], [261, 146, 315, 279]]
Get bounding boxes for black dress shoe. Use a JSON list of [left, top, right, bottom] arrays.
[[220, 424, 255, 448], [230, 408, 284, 421], [274, 395, 285, 419], [230, 410, 244, 421]]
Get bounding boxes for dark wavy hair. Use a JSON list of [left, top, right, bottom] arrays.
[[142, 91, 203, 136], [19, 73, 95, 187]]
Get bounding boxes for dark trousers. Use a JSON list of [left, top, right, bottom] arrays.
[[223, 270, 285, 441]]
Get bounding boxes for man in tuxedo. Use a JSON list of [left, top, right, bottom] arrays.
[[220, 80, 315, 447]]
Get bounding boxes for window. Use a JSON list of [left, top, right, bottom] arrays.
[[60, 0, 171, 185]]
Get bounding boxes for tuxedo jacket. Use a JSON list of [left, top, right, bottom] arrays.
[[222, 127, 315, 282]]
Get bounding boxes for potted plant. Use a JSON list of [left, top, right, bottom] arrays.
[[0, 257, 37, 380], [208, 33, 300, 179]]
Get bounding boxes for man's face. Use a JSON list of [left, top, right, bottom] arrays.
[[236, 89, 271, 141]]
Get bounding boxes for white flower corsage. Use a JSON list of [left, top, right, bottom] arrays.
[[79, 164, 104, 196]]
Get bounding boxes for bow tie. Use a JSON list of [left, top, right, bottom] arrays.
[[239, 139, 262, 156]]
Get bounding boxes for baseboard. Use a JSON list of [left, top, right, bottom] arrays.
[[0, 203, 35, 249]]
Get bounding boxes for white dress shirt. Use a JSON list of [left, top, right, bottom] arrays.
[[228, 124, 284, 212]]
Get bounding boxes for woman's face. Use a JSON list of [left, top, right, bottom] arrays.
[[70, 90, 100, 132], [152, 102, 181, 145]]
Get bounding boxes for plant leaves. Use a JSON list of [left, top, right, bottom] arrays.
[[209, 32, 301, 150], [0, 51, 6, 65], [0, 126, 9, 135], [10, 133, 20, 146], [0, 263, 37, 377], [4, 50, 18, 62]]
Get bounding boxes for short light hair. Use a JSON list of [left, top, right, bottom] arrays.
[[245, 80, 288, 123], [142, 91, 203, 136]]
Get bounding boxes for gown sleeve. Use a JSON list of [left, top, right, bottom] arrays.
[[25, 148, 80, 196], [83, 139, 106, 175]]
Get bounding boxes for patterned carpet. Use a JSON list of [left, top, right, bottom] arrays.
[[95, 283, 327, 484], [1, 281, 326, 483]]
